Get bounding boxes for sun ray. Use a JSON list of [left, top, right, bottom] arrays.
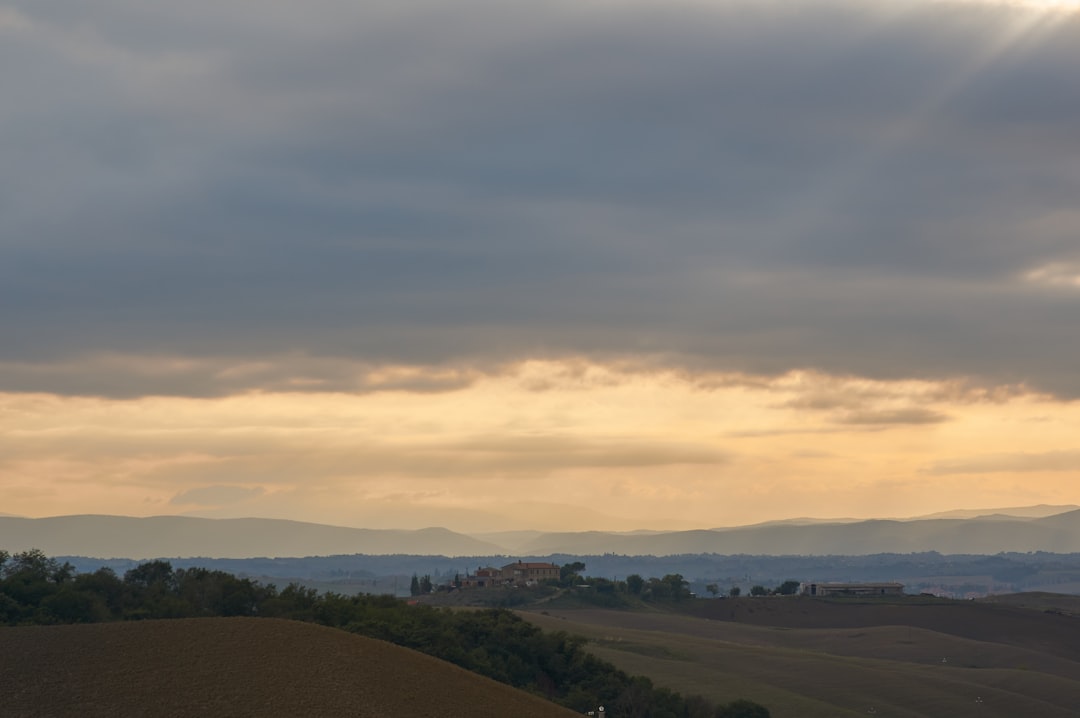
[[747, 0, 1070, 260]]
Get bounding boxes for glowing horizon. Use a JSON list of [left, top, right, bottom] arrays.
[[4, 361, 1078, 532], [2, 0, 1078, 534]]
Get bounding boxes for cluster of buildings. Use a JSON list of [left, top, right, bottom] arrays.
[[458, 560, 560, 588]]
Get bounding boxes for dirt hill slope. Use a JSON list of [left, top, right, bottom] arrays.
[[0, 617, 579, 718], [521, 599, 1080, 717], [680, 595, 1080, 662]]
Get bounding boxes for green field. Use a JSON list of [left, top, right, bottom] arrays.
[[519, 595, 1080, 717]]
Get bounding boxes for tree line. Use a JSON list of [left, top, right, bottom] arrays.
[[520, 565, 801, 608], [0, 550, 769, 718]]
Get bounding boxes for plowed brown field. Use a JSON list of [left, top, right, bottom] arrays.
[[0, 617, 579, 718]]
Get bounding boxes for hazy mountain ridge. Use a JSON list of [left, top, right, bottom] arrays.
[[3, 506, 1079, 560], [519, 510, 1080, 556], [908, 504, 1079, 520], [0, 515, 503, 559]]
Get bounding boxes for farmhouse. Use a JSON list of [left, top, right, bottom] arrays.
[[801, 582, 904, 597], [460, 567, 502, 588], [458, 560, 561, 588], [501, 560, 560, 586]]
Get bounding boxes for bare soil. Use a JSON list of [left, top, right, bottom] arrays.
[[0, 617, 579, 718]]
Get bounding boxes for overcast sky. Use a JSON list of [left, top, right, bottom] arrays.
[[3, 0, 1079, 531]]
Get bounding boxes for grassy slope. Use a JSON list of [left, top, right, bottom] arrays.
[[0, 617, 581, 718], [519, 596, 1080, 718]]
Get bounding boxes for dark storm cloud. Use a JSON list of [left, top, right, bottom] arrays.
[[3, 0, 1079, 396]]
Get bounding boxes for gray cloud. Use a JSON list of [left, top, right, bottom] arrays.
[[834, 408, 950, 426], [0, 355, 480, 398], [3, 1, 1080, 396]]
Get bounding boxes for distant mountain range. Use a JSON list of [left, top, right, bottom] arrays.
[[514, 510, 1080, 556], [0, 515, 503, 559], [907, 504, 1079, 520], [2, 505, 1078, 559]]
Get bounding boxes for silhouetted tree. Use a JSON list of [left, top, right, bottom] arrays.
[[561, 561, 586, 585], [4, 549, 70, 584], [1, 550, 72, 612], [42, 586, 109, 623], [716, 698, 771, 717], [775, 580, 801, 596], [73, 568, 124, 618], [662, 574, 690, 601], [124, 560, 176, 591]]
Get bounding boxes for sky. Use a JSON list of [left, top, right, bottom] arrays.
[[2, 0, 1079, 532]]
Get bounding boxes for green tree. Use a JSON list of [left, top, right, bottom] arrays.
[[73, 568, 124, 619], [706, 583, 719, 597], [775, 580, 801, 595], [560, 561, 586, 585], [663, 574, 690, 601], [123, 561, 187, 620], [410, 574, 421, 596], [420, 575, 433, 594], [1, 549, 69, 611], [626, 574, 645, 595], [124, 560, 176, 591], [174, 567, 261, 617], [646, 577, 670, 600], [0, 592, 21, 624], [749, 585, 768, 596], [613, 675, 655, 718], [266, 583, 320, 620], [42, 586, 109, 623], [686, 694, 718, 718], [716, 698, 771, 717], [4, 549, 70, 583], [729, 586, 741, 597]]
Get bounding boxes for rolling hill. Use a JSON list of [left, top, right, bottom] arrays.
[[0, 617, 580, 718], [520, 595, 1080, 717]]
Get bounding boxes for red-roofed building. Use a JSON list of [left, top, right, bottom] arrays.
[[501, 560, 559, 586], [460, 566, 503, 588]]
